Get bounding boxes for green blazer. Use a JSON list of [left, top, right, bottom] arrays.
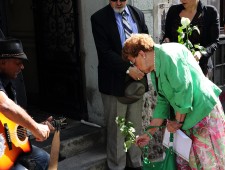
[[151, 43, 221, 130]]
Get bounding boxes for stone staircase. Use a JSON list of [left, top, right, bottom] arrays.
[[31, 118, 107, 170]]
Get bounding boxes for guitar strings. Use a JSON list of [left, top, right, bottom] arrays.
[[6, 133, 28, 140], [7, 128, 29, 139], [9, 136, 27, 141], [3, 118, 65, 140], [8, 132, 27, 138]]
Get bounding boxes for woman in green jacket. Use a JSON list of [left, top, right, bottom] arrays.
[[122, 33, 225, 169]]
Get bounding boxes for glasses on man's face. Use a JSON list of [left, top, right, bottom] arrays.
[[111, 0, 127, 2], [129, 58, 136, 66]]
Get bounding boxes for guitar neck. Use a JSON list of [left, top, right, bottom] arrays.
[[27, 118, 67, 139]]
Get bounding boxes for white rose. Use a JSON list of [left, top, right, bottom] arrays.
[[181, 17, 191, 29]]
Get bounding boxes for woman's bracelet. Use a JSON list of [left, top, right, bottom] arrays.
[[144, 131, 153, 139], [175, 119, 184, 124]]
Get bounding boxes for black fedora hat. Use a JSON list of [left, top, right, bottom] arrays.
[[0, 38, 27, 60]]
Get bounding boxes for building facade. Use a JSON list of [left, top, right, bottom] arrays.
[[2, 0, 223, 126]]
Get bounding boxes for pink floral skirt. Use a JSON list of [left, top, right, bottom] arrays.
[[177, 100, 225, 170]]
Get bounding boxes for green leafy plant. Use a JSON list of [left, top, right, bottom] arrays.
[[115, 116, 136, 152], [177, 17, 206, 55], [115, 116, 158, 164], [116, 116, 161, 165]]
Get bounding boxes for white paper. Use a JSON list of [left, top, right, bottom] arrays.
[[163, 129, 192, 162]]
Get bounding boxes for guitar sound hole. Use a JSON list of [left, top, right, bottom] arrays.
[[17, 126, 27, 141]]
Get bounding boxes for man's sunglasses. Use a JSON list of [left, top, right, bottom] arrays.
[[111, 0, 127, 2]]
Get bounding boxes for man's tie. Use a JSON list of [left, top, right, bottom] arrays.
[[121, 10, 133, 39]]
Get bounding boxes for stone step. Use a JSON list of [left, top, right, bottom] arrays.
[[31, 119, 106, 161], [58, 145, 107, 170]]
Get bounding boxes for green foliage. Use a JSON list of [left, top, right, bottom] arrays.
[[115, 116, 136, 152]]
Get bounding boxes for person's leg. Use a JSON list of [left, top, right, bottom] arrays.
[[185, 100, 225, 169], [31, 145, 50, 170], [11, 163, 28, 170], [101, 93, 127, 170], [205, 100, 225, 168], [125, 98, 143, 168], [17, 145, 50, 170]]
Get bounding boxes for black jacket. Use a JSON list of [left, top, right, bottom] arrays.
[[163, 1, 219, 74], [91, 4, 148, 96]]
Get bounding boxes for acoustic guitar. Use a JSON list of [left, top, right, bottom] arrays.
[[0, 112, 66, 170]]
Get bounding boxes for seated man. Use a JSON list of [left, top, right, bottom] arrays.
[[0, 37, 51, 170]]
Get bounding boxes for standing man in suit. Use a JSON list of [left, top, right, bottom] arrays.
[[91, 0, 148, 169]]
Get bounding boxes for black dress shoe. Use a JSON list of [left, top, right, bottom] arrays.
[[125, 167, 142, 170]]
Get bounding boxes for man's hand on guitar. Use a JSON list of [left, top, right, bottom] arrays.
[[33, 123, 50, 142], [43, 116, 55, 132]]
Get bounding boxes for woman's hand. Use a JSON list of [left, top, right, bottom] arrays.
[[166, 120, 183, 133], [193, 51, 202, 62], [136, 118, 164, 147], [128, 66, 145, 81], [136, 134, 150, 147], [163, 37, 170, 43]]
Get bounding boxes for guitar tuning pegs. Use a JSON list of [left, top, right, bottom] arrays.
[[60, 117, 66, 123], [50, 116, 67, 131]]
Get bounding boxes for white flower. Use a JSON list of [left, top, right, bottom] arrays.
[[177, 17, 206, 58], [129, 127, 135, 133], [181, 17, 191, 29]]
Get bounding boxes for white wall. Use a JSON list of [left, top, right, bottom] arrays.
[[79, 0, 108, 126]]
